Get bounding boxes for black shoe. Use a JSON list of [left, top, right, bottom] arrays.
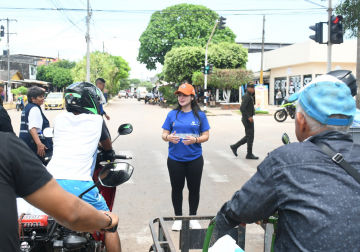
[[246, 153, 259, 160], [230, 145, 238, 157]]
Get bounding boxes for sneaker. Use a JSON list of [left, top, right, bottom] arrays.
[[172, 220, 182, 231], [190, 220, 201, 229]]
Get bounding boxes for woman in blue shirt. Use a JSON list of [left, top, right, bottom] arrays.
[[162, 83, 210, 231]]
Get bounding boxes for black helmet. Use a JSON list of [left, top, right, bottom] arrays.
[[65, 82, 101, 114], [327, 70, 358, 97]]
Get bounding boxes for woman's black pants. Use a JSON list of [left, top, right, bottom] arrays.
[[167, 156, 204, 216]]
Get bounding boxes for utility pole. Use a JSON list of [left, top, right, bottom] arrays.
[[86, 0, 91, 82], [204, 21, 219, 112], [0, 18, 17, 102], [327, 0, 332, 72], [260, 15, 265, 84]]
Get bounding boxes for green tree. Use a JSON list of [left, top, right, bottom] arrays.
[[51, 59, 76, 69], [129, 79, 141, 84], [163, 42, 248, 83], [335, 0, 360, 108], [137, 3, 236, 70], [72, 52, 131, 95], [139, 81, 153, 92], [18, 86, 28, 95], [53, 68, 73, 89], [119, 79, 130, 90], [36, 65, 56, 83]]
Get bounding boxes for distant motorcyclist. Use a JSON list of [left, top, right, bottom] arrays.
[[47, 82, 121, 252], [95, 78, 110, 121]]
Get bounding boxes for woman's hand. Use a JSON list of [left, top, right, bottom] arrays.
[[167, 131, 180, 144], [36, 142, 48, 157], [183, 136, 197, 145]]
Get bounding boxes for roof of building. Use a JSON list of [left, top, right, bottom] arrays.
[[0, 70, 23, 81], [237, 42, 293, 53]]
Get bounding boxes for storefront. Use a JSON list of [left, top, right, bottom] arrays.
[[263, 40, 357, 105]]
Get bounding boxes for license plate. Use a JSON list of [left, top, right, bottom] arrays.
[[51, 105, 56, 107]]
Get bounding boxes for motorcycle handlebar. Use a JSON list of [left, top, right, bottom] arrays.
[[114, 154, 132, 160]]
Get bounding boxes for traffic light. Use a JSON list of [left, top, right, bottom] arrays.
[[201, 65, 206, 74], [0, 26, 4, 37], [309, 23, 323, 44], [207, 64, 214, 74], [330, 15, 343, 44], [219, 16, 226, 30]]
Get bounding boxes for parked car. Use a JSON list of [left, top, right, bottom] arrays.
[[136, 87, 148, 101], [118, 90, 126, 98], [44, 92, 65, 110]]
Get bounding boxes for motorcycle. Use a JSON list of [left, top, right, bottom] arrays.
[[125, 93, 129, 99], [16, 99, 24, 111], [274, 100, 296, 122], [159, 96, 167, 108], [18, 124, 134, 252]]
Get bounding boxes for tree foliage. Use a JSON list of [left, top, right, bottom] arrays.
[[158, 85, 178, 105], [335, 0, 360, 38], [137, 3, 236, 70], [51, 59, 76, 69], [139, 81, 153, 92], [36, 65, 73, 89], [163, 42, 248, 83], [192, 69, 253, 89], [11, 86, 28, 96], [72, 52, 131, 95]]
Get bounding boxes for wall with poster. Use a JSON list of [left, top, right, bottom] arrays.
[[289, 75, 301, 96], [303, 74, 312, 86], [255, 84, 269, 111], [274, 77, 287, 103]]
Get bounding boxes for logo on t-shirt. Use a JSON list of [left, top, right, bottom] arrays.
[[191, 121, 197, 126]]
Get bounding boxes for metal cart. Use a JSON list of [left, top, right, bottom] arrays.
[[149, 216, 246, 252]]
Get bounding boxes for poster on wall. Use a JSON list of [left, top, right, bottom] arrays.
[[289, 76, 301, 96], [274, 77, 287, 102], [303, 74, 312, 87], [255, 84, 269, 111]]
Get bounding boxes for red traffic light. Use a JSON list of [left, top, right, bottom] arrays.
[[332, 15, 343, 24]]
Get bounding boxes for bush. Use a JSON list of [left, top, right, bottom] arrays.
[[18, 86, 28, 95], [11, 89, 19, 96], [159, 85, 178, 105]]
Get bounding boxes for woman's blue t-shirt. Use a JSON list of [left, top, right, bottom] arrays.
[[162, 110, 210, 162]]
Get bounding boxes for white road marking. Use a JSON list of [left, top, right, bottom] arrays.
[[203, 158, 229, 182], [214, 150, 257, 176], [151, 150, 170, 183]]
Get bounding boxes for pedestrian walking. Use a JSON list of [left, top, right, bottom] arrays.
[[230, 81, 258, 159], [276, 90, 282, 106], [162, 82, 210, 231], [19, 86, 53, 164], [95, 78, 110, 120]]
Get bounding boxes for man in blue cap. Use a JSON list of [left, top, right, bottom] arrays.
[[216, 74, 360, 251]]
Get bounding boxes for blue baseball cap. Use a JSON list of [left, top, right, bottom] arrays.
[[288, 75, 356, 126]]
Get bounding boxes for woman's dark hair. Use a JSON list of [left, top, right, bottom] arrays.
[[27, 86, 45, 103], [174, 94, 202, 124]]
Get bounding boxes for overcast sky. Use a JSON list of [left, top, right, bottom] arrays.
[[0, 0, 344, 80]]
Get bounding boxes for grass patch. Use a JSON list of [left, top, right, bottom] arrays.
[[234, 111, 269, 115]]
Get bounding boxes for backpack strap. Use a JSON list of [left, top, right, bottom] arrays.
[[313, 141, 360, 185]]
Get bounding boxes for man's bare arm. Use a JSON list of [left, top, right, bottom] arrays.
[[24, 179, 118, 232]]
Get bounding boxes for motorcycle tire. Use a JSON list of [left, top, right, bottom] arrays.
[[274, 109, 288, 122], [16, 105, 19, 111]]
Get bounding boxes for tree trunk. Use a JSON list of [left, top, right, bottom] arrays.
[[357, 27, 360, 109]]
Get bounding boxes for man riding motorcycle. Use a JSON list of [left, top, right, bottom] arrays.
[[215, 73, 360, 251], [46, 82, 121, 252]]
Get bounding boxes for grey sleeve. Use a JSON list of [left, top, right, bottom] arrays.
[[215, 155, 278, 232]]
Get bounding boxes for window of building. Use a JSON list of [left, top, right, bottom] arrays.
[[289, 76, 301, 96], [274, 77, 287, 102]]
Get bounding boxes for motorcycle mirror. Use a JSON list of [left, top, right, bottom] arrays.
[[98, 162, 134, 187], [282, 133, 291, 145], [118, 124, 133, 135], [43, 127, 54, 138]]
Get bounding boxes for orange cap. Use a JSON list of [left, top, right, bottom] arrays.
[[174, 83, 196, 96]]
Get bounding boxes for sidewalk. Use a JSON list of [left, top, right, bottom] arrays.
[[205, 105, 279, 116]]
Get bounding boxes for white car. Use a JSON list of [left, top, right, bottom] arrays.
[[118, 90, 126, 98]]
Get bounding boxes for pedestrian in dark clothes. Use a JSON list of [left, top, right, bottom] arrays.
[[230, 81, 258, 159]]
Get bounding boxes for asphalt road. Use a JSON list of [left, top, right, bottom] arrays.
[[7, 98, 297, 252]]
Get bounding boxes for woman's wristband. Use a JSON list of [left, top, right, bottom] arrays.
[[196, 137, 198, 143], [104, 213, 112, 228]]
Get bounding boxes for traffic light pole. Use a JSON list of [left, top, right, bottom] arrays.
[[0, 18, 17, 102], [86, 0, 91, 82], [327, 0, 332, 72], [204, 21, 218, 112]]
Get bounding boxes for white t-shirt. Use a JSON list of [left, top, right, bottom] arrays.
[[28, 107, 43, 133], [46, 112, 103, 181]]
